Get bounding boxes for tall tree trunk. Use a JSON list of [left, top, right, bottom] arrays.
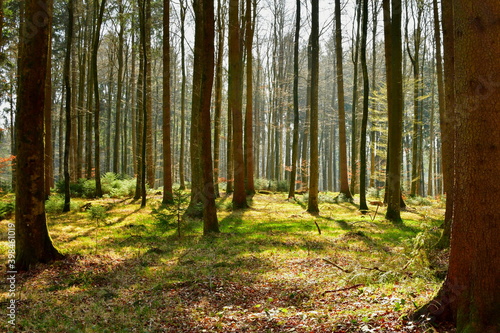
[[15, 0, 63, 271], [113, 0, 124, 174], [334, 0, 353, 200], [162, 0, 173, 204], [44, 13, 53, 199], [359, 0, 369, 212], [145, 0, 154, 189], [213, 0, 225, 198], [307, 0, 319, 214], [350, 0, 361, 195], [229, 0, 247, 208], [92, 0, 106, 197], [434, 0, 453, 249], [193, 0, 219, 233], [413, 2, 500, 330], [288, 0, 300, 200], [178, 0, 186, 190], [383, 0, 403, 222], [63, 0, 74, 212], [244, 0, 255, 195], [138, 0, 149, 207]]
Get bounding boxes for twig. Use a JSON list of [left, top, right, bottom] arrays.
[[314, 221, 322, 235], [322, 258, 351, 273], [360, 266, 387, 273], [323, 284, 364, 295]]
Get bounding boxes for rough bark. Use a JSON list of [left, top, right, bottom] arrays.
[[383, 0, 403, 222], [229, 0, 247, 208], [413, 2, 500, 330], [193, 0, 219, 233], [15, 0, 63, 271], [244, 0, 255, 195]]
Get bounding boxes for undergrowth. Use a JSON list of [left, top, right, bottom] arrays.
[[0, 192, 449, 332]]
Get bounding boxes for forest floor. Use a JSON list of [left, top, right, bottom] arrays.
[[0, 191, 456, 332]]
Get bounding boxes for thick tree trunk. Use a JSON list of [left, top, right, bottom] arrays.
[[413, 2, 500, 330], [383, 0, 403, 222], [229, 0, 247, 208], [15, 0, 62, 271], [193, 0, 219, 233]]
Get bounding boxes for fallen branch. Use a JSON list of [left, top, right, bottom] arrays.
[[322, 258, 351, 273], [323, 284, 364, 295]]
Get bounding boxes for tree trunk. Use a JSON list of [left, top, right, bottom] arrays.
[[359, 0, 369, 212], [113, 0, 124, 174], [383, 0, 403, 222], [334, 0, 353, 200], [244, 0, 255, 195], [307, 0, 319, 214], [162, 0, 173, 204], [63, 0, 74, 212], [434, 0, 453, 249], [288, 0, 300, 200], [193, 0, 219, 233], [44, 11, 53, 199], [178, 0, 186, 190], [92, 0, 106, 198], [413, 2, 500, 330], [15, 0, 63, 271], [213, 0, 225, 198], [229, 0, 247, 208]]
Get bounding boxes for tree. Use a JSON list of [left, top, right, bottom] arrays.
[[382, 0, 403, 223], [413, 1, 500, 330], [244, 0, 256, 195], [213, 0, 226, 198], [287, 0, 300, 200], [229, 0, 247, 208], [307, 0, 319, 214], [15, 0, 63, 270], [358, 0, 369, 212], [63, 0, 74, 212], [178, 0, 187, 190], [113, 0, 125, 174], [193, 0, 219, 233], [92, 0, 107, 198], [434, 0, 453, 249], [334, 0, 353, 201], [162, 0, 173, 204]]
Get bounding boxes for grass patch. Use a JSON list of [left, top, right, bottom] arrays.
[[0, 193, 449, 332]]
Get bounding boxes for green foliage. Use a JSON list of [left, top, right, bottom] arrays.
[[152, 187, 189, 237], [56, 173, 136, 198], [45, 194, 79, 213], [88, 205, 107, 222], [406, 196, 432, 206], [0, 201, 14, 220], [367, 187, 384, 199], [254, 178, 289, 192]]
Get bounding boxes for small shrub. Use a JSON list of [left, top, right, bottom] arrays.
[[0, 201, 14, 220], [45, 195, 79, 213], [152, 188, 189, 237], [406, 196, 432, 206]]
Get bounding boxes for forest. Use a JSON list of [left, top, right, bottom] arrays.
[[0, 0, 499, 331]]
